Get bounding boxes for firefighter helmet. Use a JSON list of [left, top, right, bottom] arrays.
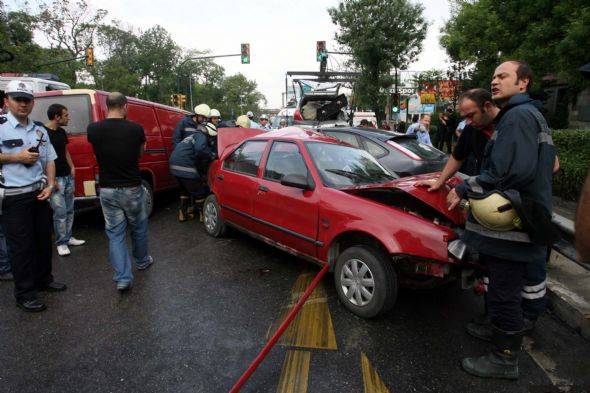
[[206, 122, 218, 136], [467, 191, 522, 232], [236, 115, 251, 128], [210, 109, 221, 118], [194, 104, 210, 117]]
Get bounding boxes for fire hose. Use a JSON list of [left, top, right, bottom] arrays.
[[229, 263, 331, 392]]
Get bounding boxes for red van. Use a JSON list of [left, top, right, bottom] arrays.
[[31, 89, 188, 215]]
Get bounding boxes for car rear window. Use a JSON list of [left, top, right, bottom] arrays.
[[389, 138, 446, 160], [31, 94, 92, 135]]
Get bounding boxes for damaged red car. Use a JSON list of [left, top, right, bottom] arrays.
[[204, 127, 470, 318]]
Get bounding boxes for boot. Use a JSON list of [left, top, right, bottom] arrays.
[[466, 294, 492, 341], [195, 198, 205, 223], [462, 325, 522, 380], [178, 196, 191, 222]]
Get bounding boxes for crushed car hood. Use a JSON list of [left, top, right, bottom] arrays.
[[341, 173, 465, 225]]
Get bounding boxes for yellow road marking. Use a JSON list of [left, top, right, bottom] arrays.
[[266, 272, 337, 350], [361, 352, 390, 393], [276, 350, 311, 393]]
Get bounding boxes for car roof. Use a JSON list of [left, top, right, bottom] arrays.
[[252, 126, 342, 144], [318, 127, 409, 142]]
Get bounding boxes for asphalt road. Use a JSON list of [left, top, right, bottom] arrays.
[[1, 193, 589, 393]]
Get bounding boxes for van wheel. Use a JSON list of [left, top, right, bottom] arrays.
[[203, 194, 225, 237], [334, 245, 398, 318], [141, 180, 154, 217]]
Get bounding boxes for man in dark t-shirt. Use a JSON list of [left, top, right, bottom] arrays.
[[44, 104, 86, 257], [87, 92, 153, 291]]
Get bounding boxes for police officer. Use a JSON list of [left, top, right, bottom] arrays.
[[0, 80, 66, 312], [169, 122, 217, 222], [259, 114, 271, 130], [172, 103, 210, 221], [447, 61, 556, 380]]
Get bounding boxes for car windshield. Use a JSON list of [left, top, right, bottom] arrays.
[[306, 141, 394, 188], [389, 138, 446, 160]]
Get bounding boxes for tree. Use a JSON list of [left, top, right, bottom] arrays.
[[440, 0, 590, 124], [216, 74, 266, 119], [329, 0, 428, 123]]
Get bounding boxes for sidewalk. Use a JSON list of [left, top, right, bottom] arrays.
[[546, 210, 590, 342]]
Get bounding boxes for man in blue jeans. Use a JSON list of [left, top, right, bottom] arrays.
[[87, 92, 153, 291], [43, 104, 86, 256]]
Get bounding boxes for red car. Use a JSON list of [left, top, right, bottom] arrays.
[[204, 127, 469, 318]]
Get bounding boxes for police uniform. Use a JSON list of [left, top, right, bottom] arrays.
[[0, 111, 59, 307]]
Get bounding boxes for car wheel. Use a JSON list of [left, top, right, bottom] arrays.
[[334, 245, 398, 318], [141, 180, 154, 217], [203, 194, 225, 237]]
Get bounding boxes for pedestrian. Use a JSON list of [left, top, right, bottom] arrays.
[[359, 119, 370, 128], [0, 219, 12, 281], [172, 103, 210, 222], [0, 80, 66, 312], [169, 122, 218, 222], [405, 114, 420, 134], [410, 114, 432, 146], [43, 103, 86, 256], [435, 112, 449, 151], [447, 61, 557, 380], [577, 171, 590, 262], [87, 92, 153, 291], [235, 115, 251, 128], [279, 118, 288, 129], [259, 114, 272, 130], [445, 107, 458, 153], [209, 109, 221, 127], [380, 121, 391, 131], [246, 111, 261, 129]]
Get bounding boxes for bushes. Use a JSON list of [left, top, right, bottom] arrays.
[[553, 129, 590, 200]]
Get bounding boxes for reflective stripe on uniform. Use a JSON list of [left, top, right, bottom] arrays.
[[465, 221, 531, 243], [522, 280, 546, 299], [467, 177, 484, 194], [170, 165, 197, 173], [538, 133, 553, 145]]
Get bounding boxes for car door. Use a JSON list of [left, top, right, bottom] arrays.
[[215, 140, 268, 231], [252, 141, 319, 258]]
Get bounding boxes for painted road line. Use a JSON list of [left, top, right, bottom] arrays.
[[267, 272, 337, 350], [361, 352, 391, 393], [276, 350, 311, 393], [522, 337, 573, 389]]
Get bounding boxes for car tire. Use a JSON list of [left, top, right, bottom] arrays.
[[203, 194, 225, 237], [141, 180, 154, 217], [334, 245, 398, 318]]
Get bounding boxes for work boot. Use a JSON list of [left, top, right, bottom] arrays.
[[462, 326, 523, 380], [465, 311, 492, 341], [178, 196, 191, 222], [195, 198, 205, 223]]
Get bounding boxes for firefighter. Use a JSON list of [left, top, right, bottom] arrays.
[[169, 122, 217, 223], [259, 114, 271, 130], [171, 104, 210, 221], [447, 61, 557, 380], [209, 109, 221, 127]]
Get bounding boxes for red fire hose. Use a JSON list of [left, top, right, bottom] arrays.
[[229, 263, 331, 393]]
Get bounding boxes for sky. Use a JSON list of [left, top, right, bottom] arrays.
[[8, 0, 452, 108]]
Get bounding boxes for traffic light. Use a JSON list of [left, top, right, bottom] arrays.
[[391, 93, 400, 113], [85, 47, 94, 66], [171, 94, 179, 107], [316, 41, 327, 62], [241, 43, 250, 64]]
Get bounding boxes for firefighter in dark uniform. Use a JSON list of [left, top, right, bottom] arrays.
[[0, 80, 66, 312], [171, 103, 210, 221], [447, 61, 557, 380], [169, 122, 217, 222]]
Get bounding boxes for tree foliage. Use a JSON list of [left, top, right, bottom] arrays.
[[329, 0, 427, 121], [440, 0, 590, 95]]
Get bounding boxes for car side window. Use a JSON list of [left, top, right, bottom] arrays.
[[223, 140, 267, 176], [325, 131, 360, 148], [363, 138, 388, 158], [264, 141, 308, 182]]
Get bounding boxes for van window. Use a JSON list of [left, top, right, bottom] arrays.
[[31, 95, 92, 135]]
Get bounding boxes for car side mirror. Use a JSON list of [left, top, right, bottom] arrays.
[[281, 174, 314, 191]]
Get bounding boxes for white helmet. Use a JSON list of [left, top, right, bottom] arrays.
[[194, 103, 211, 117], [246, 111, 254, 119], [236, 115, 251, 128], [259, 114, 269, 120], [210, 109, 221, 118], [205, 122, 218, 136]]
